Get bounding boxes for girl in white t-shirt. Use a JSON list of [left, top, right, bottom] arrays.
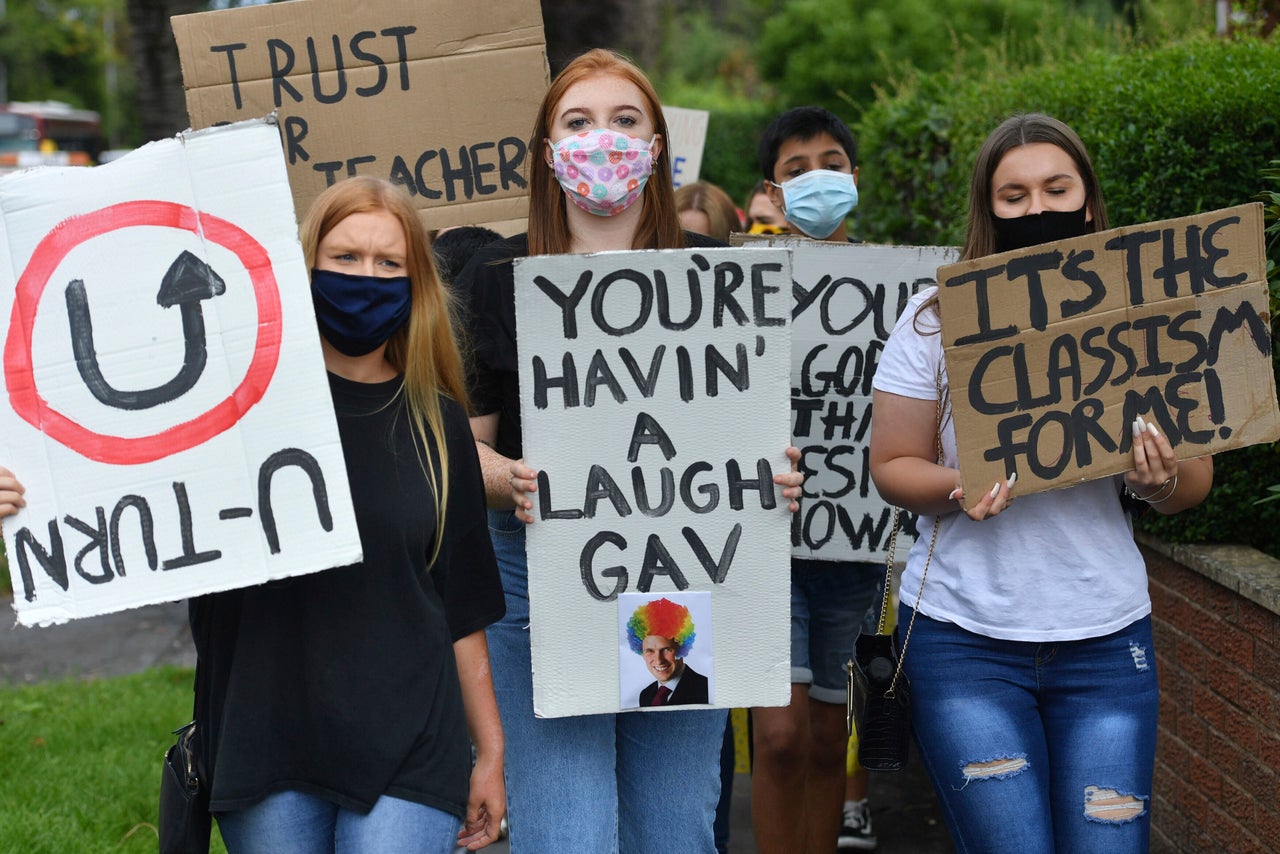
[[870, 113, 1213, 853]]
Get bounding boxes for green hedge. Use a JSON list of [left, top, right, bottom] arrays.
[[696, 104, 781, 209], [855, 36, 1280, 555], [855, 36, 1280, 245]]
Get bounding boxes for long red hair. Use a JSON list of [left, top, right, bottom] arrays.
[[527, 48, 685, 255]]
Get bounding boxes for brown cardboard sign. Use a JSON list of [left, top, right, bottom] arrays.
[[937, 203, 1278, 507], [172, 0, 548, 230]]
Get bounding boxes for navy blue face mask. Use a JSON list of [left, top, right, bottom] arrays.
[[310, 268, 412, 357], [992, 204, 1090, 253]]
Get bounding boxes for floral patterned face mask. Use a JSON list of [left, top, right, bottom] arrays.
[[549, 129, 656, 216]]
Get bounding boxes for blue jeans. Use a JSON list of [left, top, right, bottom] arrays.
[[791, 558, 883, 703], [487, 510, 726, 854], [216, 790, 460, 854], [901, 606, 1158, 853]]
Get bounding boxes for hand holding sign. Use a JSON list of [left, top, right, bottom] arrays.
[[0, 466, 25, 519]]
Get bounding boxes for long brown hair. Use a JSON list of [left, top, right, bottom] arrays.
[[527, 48, 685, 255], [961, 113, 1108, 262], [918, 113, 1110, 327], [300, 176, 468, 564]]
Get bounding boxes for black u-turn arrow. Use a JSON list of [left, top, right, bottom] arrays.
[[66, 250, 227, 410]]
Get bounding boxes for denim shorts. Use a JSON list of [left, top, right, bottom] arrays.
[[790, 558, 884, 704]]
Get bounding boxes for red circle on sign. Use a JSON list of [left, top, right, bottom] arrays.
[[4, 200, 283, 465]]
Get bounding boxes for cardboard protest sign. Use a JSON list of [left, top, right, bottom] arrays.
[[516, 246, 793, 717], [172, 0, 548, 231], [0, 118, 361, 626], [938, 203, 1279, 507], [664, 106, 709, 189]]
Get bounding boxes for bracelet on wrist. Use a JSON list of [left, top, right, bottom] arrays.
[[1130, 474, 1177, 504]]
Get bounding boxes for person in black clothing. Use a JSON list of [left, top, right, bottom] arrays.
[[431, 225, 503, 290], [193, 177, 507, 852]]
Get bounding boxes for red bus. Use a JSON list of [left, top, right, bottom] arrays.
[[0, 101, 104, 171]]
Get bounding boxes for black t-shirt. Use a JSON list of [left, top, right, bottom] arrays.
[[458, 231, 726, 460], [190, 373, 505, 816]]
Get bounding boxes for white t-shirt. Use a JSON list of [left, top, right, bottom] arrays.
[[872, 287, 1150, 642]]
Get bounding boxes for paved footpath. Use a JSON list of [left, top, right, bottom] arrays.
[[1, 595, 953, 853]]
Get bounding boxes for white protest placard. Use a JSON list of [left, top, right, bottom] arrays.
[[937, 204, 1280, 507], [172, 0, 549, 231], [516, 246, 793, 717], [1, 118, 361, 626], [789, 241, 958, 560], [740, 238, 958, 561], [664, 106, 709, 190]]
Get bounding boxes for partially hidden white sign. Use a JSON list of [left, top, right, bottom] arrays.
[[0, 118, 361, 626], [515, 246, 794, 717], [782, 241, 958, 562]]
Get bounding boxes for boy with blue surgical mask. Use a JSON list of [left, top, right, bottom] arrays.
[[760, 106, 860, 242], [752, 105, 882, 853]]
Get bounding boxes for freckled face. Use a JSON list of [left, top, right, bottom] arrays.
[[314, 211, 408, 278], [642, 634, 679, 683], [990, 143, 1091, 222], [546, 73, 663, 159]]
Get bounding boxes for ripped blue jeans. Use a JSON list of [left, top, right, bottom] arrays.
[[901, 607, 1157, 854]]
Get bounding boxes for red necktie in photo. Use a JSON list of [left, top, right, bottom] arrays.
[[651, 685, 672, 706]]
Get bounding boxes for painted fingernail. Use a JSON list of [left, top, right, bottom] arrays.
[[1146, 421, 1160, 438], [948, 487, 962, 500], [1132, 419, 1142, 437], [990, 482, 1001, 499], [1006, 472, 1018, 489], [1136, 415, 1147, 432]]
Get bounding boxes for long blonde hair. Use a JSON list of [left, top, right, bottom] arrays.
[[300, 176, 468, 565], [528, 48, 686, 255]]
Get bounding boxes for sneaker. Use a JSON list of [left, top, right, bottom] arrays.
[[838, 798, 877, 850]]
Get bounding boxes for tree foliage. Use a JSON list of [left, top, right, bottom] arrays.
[[0, 0, 139, 145], [0, 0, 121, 110], [753, 0, 1207, 122], [854, 36, 1280, 554]]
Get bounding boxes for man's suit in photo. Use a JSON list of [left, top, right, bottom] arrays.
[[639, 664, 709, 706]]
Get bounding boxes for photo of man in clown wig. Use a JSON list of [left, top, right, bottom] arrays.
[[627, 597, 711, 707]]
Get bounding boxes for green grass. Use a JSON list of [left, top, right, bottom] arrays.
[[0, 667, 226, 853]]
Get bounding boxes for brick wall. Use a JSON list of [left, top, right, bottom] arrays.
[[1143, 540, 1280, 853]]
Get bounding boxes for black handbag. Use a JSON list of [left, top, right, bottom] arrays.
[[850, 629, 912, 771], [846, 365, 944, 772], [158, 720, 211, 854], [847, 505, 933, 773]]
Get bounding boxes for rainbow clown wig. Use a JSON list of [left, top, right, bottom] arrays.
[[626, 598, 697, 658]]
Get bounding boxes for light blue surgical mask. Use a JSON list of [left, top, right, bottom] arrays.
[[770, 169, 858, 239]]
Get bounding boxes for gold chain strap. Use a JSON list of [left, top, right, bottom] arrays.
[[877, 363, 945, 699]]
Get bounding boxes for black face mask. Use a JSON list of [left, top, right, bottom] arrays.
[[992, 204, 1090, 253]]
